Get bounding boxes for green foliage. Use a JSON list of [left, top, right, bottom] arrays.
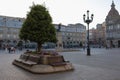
[[17, 40, 23, 47], [19, 4, 57, 51]]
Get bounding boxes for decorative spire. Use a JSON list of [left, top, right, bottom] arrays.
[[32, 2, 35, 6], [42, 2, 46, 7], [111, 0, 115, 8]]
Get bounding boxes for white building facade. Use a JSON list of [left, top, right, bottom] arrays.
[[105, 1, 120, 48], [55, 23, 86, 49], [0, 15, 86, 49], [0, 15, 25, 48]]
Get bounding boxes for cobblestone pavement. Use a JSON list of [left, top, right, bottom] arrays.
[[0, 48, 120, 80]]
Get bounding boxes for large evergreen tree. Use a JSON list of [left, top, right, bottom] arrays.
[[19, 4, 57, 52]]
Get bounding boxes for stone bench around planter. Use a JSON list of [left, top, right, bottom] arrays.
[[21, 55, 41, 66], [47, 56, 69, 66], [13, 52, 74, 74], [14, 54, 29, 63], [14, 54, 41, 66]]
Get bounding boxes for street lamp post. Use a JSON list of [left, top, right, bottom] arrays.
[[83, 10, 93, 56]]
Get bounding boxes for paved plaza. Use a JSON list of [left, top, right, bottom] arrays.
[[0, 48, 120, 80]]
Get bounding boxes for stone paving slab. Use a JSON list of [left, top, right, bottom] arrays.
[[0, 48, 120, 80], [1, 62, 120, 80], [74, 64, 120, 80]]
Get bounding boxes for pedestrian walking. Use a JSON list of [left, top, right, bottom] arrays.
[[13, 47, 16, 53], [83, 44, 86, 51], [105, 45, 108, 49], [5, 45, 8, 53], [11, 46, 15, 53], [8, 46, 11, 53]]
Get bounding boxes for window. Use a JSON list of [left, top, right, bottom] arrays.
[[0, 28, 3, 32], [7, 34, 10, 38], [118, 24, 120, 29], [13, 35, 16, 38], [0, 34, 3, 38], [110, 25, 113, 29], [62, 32, 65, 35]]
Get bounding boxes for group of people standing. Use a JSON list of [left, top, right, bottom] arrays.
[[5, 45, 16, 53]]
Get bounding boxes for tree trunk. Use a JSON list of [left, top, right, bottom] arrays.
[[37, 43, 42, 52]]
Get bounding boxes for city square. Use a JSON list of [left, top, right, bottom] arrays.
[[0, 0, 120, 80], [0, 48, 120, 80]]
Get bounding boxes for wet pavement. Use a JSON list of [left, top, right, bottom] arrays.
[[0, 48, 120, 80]]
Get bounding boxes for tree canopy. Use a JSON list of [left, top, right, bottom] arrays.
[[19, 4, 57, 52]]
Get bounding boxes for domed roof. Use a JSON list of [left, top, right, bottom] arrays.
[[106, 1, 119, 21]]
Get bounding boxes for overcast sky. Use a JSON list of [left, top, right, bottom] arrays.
[[0, 0, 120, 28]]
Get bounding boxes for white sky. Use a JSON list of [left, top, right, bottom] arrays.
[[0, 0, 120, 28]]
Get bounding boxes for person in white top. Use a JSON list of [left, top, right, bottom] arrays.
[[11, 47, 15, 53]]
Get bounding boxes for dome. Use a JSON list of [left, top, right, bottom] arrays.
[[106, 1, 119, 21]]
